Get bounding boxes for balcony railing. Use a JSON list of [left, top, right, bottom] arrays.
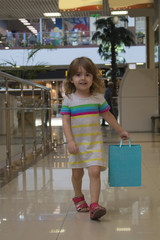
[[0, 31, 97, 49], [0, 30, 144, 49], [0, 72, 52, 169]]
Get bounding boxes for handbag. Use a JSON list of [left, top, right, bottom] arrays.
[[108, 138, 141, 187]]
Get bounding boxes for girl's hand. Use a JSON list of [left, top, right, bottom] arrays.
[[68, 140, 79, 154], [120, 130, 129, 140]]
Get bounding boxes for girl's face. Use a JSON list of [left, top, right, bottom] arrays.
[[71, 66, 93, 96]]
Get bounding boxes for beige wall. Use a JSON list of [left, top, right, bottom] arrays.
[[118, 69, 158, 131]]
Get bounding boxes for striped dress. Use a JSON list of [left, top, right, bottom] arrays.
[[60, 93, 110, 170]]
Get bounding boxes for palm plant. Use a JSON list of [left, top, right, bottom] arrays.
[[92, 16, 135, 96]]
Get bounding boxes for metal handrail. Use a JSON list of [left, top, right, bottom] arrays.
[[0, 71, 52, 169], [0, 71, 50, 90]]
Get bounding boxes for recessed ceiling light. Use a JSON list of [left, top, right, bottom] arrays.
[[27, 26, 35, 29], [136, 63, 144, 65], [43, 12, 61, 17], [19, 18, 28, 23], [23, 22, 31, 25], [111, 10, 128, 15]]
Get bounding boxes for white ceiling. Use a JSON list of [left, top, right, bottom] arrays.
[[0, 0, 110, 19]]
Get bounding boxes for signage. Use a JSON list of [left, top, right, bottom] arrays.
[[109, 0, 153, 10], [59, 0, 103, 11]]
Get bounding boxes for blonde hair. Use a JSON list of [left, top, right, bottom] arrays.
[[64, 57, 105, 96]]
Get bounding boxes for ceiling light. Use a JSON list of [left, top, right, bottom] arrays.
[[43, 12, 61, 17], [27, 26, 35, 29], [19, 18, 28, 23], [136, 63, 144, 65], [111, 11, 128, 15], [27, 26, 36, 30], [23, 22, 31, 26]]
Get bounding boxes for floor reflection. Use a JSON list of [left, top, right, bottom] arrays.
[[0, 127, 160, 239]]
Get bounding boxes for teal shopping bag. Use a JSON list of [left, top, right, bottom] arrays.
[[108, 138, 141, 187]]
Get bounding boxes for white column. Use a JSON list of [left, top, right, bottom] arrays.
[[39, 18, 43, 44]]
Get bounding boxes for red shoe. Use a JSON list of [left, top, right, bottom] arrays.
[[72, 196, 89, 212], [90, 203, 106, 220]]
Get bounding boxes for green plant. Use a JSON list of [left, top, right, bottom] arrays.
[[92, 16, 135, 95], [27, 43, 57, 60]]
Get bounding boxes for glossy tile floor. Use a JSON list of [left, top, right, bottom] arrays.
[[0, 128, 160, 240]]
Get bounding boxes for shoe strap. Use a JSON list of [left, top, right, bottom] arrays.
[[90, 203, 99, 209], [72, 195, 85, 204]]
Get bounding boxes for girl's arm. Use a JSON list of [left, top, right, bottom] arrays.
[[101, 111, 129, 140], [62, 115, 79, 154]]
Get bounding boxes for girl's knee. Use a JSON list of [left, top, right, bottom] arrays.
[[72, 168, 84, 180], [88, 166, 100, 178]]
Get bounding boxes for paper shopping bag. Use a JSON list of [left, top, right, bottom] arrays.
[[108, 138, 141, 187]]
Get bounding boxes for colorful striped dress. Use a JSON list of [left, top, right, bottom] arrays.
[[60, 93, 110, 170]]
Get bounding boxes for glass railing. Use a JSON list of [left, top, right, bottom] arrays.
[[0, 30, 143, 49], [0, 31, 96, 49], [0, 72, 52, 169]]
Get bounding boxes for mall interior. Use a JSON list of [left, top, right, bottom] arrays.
[[0, 1, 160, 239]]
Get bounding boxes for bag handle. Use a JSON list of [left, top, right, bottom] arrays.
[[120, 137, 131, 148]]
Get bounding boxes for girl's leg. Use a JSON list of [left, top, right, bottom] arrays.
[[88, 166, 106, 219], [72, 168, 89, 212], [72, 168, 84, 197], [88, 166, 101, 203]]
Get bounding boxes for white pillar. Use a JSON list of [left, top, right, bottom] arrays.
[[39, 18, 43, 44]]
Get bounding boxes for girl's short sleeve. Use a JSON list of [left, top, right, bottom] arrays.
[[60, 96, 71, 115], [98, 94, 111, 113]]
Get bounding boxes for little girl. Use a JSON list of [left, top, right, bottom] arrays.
[[60, 57, 129, 220]]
